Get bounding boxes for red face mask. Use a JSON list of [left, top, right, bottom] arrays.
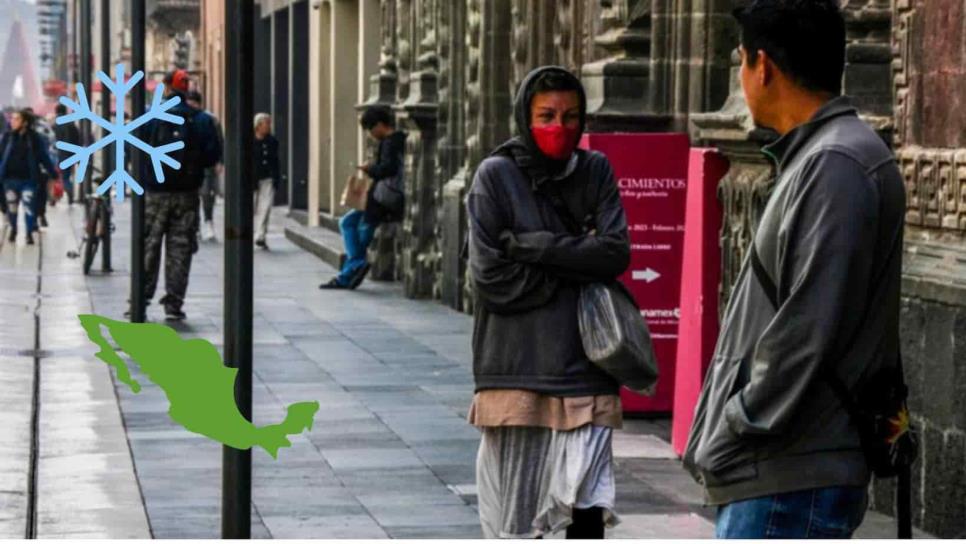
[[531, 124, 580, 161]]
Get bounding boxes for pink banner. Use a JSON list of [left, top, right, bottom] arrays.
[[581, 133, 691, 413]]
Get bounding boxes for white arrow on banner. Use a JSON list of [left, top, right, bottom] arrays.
[[632, 268, 662, 283]]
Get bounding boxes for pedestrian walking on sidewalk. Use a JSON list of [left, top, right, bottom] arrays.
[[682, 1, 913, 539], [187, 91, 224, 242], [466, 66, 631, 539], [252, 113, 279, 249], [26, 108, 58, 228], [0, 109, 58, 245], [136, 70, 222, 321], [319, 105, 407, 290], [53, 104, 82, 205]]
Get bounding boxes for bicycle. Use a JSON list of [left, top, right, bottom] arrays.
[[66, 175, 114, 275]]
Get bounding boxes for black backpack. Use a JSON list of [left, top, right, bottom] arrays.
[[148, 103, 219, 191]]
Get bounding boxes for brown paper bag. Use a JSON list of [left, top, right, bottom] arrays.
[[340, 174, 372, 210]]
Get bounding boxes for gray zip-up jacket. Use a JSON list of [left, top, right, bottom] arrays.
[[682, 97, 906, 505]]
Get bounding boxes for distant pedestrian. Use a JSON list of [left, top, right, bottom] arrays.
[[683, 1, 913, 539], [53, 103, 82, 205], [252, 113, 279, 249], [0, 109, 58, 245], [136, 70, 222, 321], [187, 90, 223, 242], [319, 105, 407, 290], [466, 66, 631, 539], [25, 107, 57, 228]]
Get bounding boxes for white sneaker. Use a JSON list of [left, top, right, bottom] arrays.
[[203, 220, 216, 241]]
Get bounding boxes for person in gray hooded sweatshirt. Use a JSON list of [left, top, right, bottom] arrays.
[[682, 0, 907, 538], [466, 66, 630, 539]]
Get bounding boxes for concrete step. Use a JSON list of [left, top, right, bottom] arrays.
[[283, 219, 346, 271], [288, 209, 342, 234]]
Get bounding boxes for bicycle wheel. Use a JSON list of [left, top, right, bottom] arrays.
[[82, 203, 100, 275]]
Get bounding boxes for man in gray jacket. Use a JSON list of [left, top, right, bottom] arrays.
[[683, 0, 906, 538]]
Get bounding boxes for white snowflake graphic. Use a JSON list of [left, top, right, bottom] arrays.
[[56, 64, 185, 201]]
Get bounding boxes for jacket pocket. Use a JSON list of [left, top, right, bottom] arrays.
[[687, 356, 758, 486]]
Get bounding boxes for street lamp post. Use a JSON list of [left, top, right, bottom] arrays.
[[222, 0, 255, 538], [78, 0, 91, 202], [99, 0, 111, 272], [129, 0, 146, 323]]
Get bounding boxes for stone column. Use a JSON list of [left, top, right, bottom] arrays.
[[396, 2, 439, 299], [435, 0, 467, 303], [510, 0, 557, 94], [842, 0, 894, 137], [440, 0, 513, 312], [362, 0, 400, 282], [582, 0, 674, 132]]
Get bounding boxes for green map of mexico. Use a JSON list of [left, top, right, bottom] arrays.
[[79, 314, 320, 458]]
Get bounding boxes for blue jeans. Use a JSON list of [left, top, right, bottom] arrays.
[[3, 179, 37, 233], [336, 209, 375, 286], [716, 486, 868, 539]]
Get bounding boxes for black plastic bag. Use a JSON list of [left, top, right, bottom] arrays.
[[577, 282, 659, 394]]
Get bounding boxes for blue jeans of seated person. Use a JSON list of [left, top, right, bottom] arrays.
[[336, 209, 375, 286], [715, 486, 868, 539], [3, 179, 37, 233]]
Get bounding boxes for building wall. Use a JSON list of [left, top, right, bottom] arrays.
[[214, 0, 966, 535]]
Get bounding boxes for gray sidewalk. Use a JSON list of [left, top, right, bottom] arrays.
[[0, 197, 920, 539]]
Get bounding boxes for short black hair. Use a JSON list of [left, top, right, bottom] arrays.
[[55, 104, 67, 115], [530, 69, 582, 96], [360, 105, 394, 130], [733, 0, 846, 96]]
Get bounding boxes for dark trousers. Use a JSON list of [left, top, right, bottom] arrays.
[[566, 507, 605, 539], [143, 191, 200, 311], [35, 177, 48, 218]]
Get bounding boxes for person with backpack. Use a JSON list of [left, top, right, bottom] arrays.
[[319, 105, 407, 290], [53, 103, 82, 205], [252, 112, 279, 249], [187, 90, 224, 242], [136, 69, 221, 321], [0, 109, 58, 245], [682, 1, 914, 538]]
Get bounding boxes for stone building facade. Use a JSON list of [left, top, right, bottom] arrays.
[[203, 0, 966, 536]]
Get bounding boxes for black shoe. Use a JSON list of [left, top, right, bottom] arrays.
[[7, 230, 15, 243], [348, 263, 371, 290], [319, 278, 348, 290], [164, 307, 186, 321], [256, 239, 268, 250], [39, 216, 48, 228], [25, 233, 34, 245]]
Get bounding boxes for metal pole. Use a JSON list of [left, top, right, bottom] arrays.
[[222, 0, 254, 538], [79, 0, 91, 203], [129, 0, 146, 323], [99, 0, 111, 272]]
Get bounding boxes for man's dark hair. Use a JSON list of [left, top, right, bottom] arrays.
[[360, 105, 395, 130], [530, 70, 582, 96], [733, 0, 846, 95], [55, 104, 67, 115]]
